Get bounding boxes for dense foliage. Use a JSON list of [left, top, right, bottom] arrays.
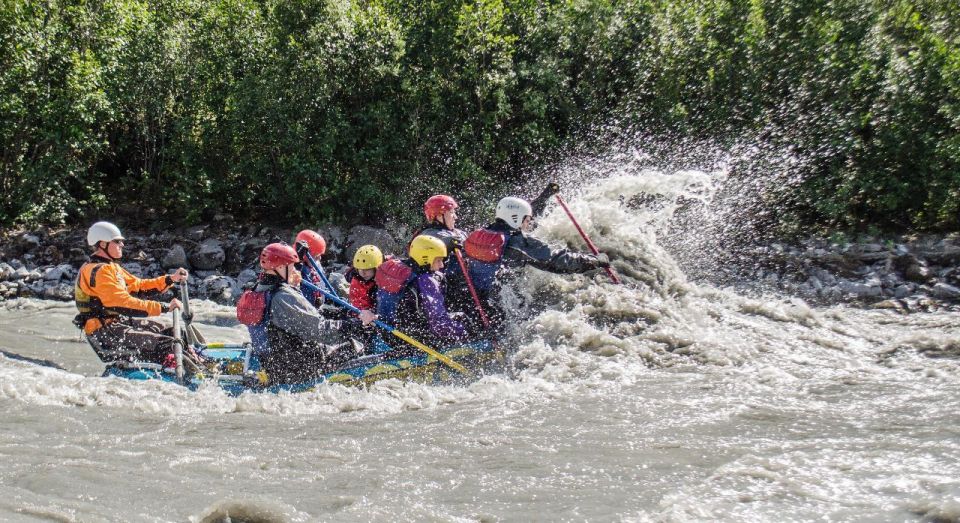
[[1, 0, 957, 232]]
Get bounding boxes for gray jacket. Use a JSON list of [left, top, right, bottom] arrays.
[[266, 283, 344, 346]]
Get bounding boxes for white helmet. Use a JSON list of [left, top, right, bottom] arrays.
[[87, 221, 124, 246], [496, 197, 533, 229]]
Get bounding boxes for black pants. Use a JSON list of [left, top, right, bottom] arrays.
[[90, 317, 175, 364]]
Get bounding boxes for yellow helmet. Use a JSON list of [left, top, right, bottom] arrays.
[[409, 235, 447, 267], [353, 244, 384, 270]]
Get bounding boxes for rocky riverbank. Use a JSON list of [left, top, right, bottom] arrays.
[[1, 223, 959, 313], [721, 234, 960, 312], [0, 221, 406, 305]]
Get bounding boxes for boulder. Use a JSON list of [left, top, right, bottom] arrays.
[[237, 269, 258, 289], [161, 244, 190, 270], [122, 262, 143, 278], [42, 264, 74, 281], [202, 275, 239, 304], [42, 282, 74, 301], [189, 239, 225, 271], [344, 225, 400, 264], [317, 225, 346, 261], [932, 283, 960, 301], [904, 263, 932, 283]]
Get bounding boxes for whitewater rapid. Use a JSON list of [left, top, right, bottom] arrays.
[[1, 172, 959, 522]]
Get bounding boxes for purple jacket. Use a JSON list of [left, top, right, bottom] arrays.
[[416, 272, 467, 340]]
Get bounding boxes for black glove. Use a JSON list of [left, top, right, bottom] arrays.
[[539, 182, 560, 199], [295, 240, 310, 261], [450, 237, 464, 252]]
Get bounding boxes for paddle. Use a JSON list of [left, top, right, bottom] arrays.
[[178, 279, 206, 345], [554, 194, 621, 284], [300, 253, 471, 376], [296, 241, 337, 295], [453, 248, 491, 328]]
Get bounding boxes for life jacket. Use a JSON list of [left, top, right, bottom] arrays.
[[375, 257, 418, 323], [236, 284, 277, 356], [73, 262, 114, 329], [346, 268, 377, 311], [299, 264, 324, 305], [73, 257, 167, 334], [464, 229, 509, 292]]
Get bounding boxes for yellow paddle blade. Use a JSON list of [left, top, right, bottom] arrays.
[[390, 330, 472, 376]]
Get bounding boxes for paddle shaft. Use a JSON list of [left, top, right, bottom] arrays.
[[453, 249, 490, 328], [300, 256, 470, 375], [554, 195, 621, 284]]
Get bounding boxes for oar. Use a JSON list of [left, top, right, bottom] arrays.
[[453, 248, 490, 328], [301, 255, 471, 376], [554, 194, 621, 284], [171, 307, 184, 384], [297, 242, 337, 295], [178, 280, 205, 345]]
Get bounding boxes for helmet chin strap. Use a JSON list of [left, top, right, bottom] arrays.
[[97, 241, 121, 261]]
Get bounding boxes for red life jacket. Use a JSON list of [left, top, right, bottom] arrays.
[[464, 229, 509, 292], [348, 269, 377, 310], [465, 229, 507, 262], [375, 257, 414, 294], [236, 289, 270, 326]]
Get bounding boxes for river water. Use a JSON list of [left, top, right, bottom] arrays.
[[1, 173, 959, 522]]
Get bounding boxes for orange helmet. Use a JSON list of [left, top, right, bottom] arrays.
[[424, 195, 458, 222], [259, 243, 298, 271], [295, 229, 326, 257]]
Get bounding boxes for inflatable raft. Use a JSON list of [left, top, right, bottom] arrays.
[[101, 338, 505, 395]]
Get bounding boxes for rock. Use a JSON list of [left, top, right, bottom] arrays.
[[317, 225, 346, 260], [0, 263, 13, 281], [932, 283, 960, 301], [344, 225, 400, 264], [925, 244, 960, 265], [237, 269, 258, 289], [202, 275, 238, 304], [122, 262, 143, 278], [222, 245, 243, 274], [19, 233, 41, 250], [871, 299, 905, 311], [8, 259, 23, 270], [10, 267, 30, 281], [839, 280, 882, 299], [161, 244, 190, 270], [42, 264, 74, 281], [42, 282, 74, 301], [68, 248, 87, 264], [893, 285, 913, 299], [807, 276, 823, 292], [186, 225, 208, 242], [904, 263, 932, 283]]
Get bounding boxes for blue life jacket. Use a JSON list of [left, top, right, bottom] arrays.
[[299, 265, 323, 305], [464, 229, 509, 292], [236, 286, 276, 357], [374, 257, 418, 324]]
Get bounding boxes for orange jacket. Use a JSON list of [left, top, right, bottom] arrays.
[[74, 256, 173, 334]]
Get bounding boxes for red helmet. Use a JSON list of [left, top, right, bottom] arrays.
[[424, 194, 458, 222], [295, 229, 326, 257], [259, 243, 298, 271]]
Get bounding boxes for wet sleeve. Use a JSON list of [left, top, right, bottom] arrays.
[[96, 265, 163, 317], [504, 235, 597, 274], [270, 290, 341, 341], [417, 276, 467, 340]]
